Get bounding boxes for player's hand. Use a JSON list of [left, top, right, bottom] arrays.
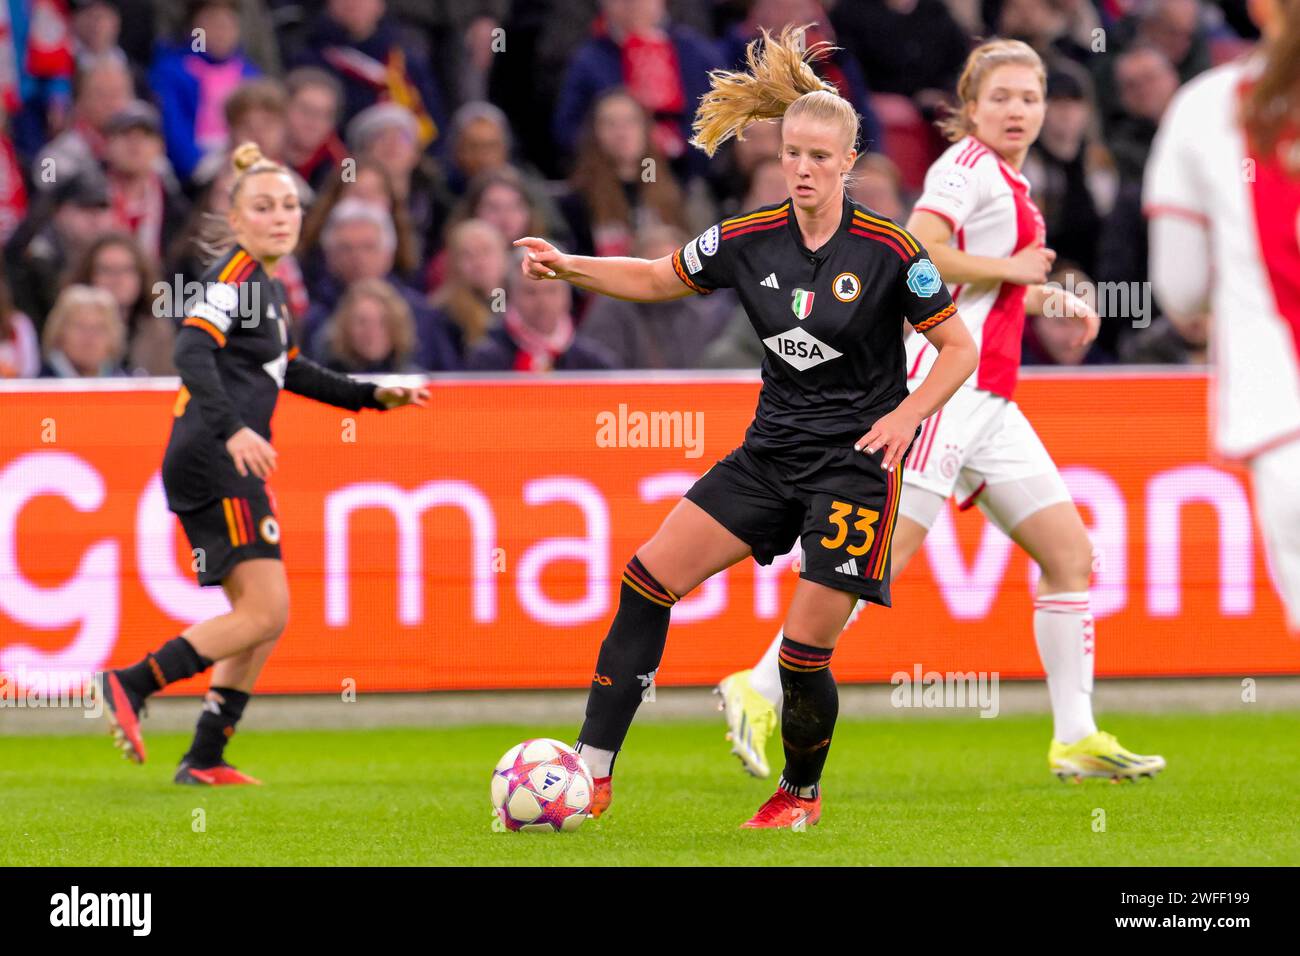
[[514, 237, 572, 281], [226, 427, 277, 480], [1055, 288, 1101, 347], [856, 406, 922, 472], [375, 384, 430, 409], [1004, 245, 1055, 285]]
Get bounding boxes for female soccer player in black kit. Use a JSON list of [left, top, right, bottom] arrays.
[[94, 143, 428, 784], [516, 26, 979, 828]]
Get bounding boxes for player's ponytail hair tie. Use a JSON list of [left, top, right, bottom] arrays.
[[690, 23, 858, 157], [228, 141, 292, 201]]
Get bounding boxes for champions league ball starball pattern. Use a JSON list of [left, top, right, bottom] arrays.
[[490, 738, 594, 833]]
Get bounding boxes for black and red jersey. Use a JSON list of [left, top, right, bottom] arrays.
[[163, 245, 384, 512], [672, 195, 955, 452]]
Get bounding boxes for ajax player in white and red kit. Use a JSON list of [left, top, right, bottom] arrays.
[[1145, 0, 1300, 633], [718, 39, 1166, 782]]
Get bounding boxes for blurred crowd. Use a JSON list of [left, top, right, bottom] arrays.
[[0, 0, 1255, 380]]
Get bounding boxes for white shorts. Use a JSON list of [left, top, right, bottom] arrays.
[[900, 385, 1071, 535], [1250, 439, 1300, 632]]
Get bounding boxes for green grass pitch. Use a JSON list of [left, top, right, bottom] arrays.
[[3, 711, 1297, 866]]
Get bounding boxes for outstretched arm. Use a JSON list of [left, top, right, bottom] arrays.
[[514, 237, 694, 303], [283, 350, 429, 409]]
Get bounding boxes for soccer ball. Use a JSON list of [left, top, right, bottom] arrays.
[[491, 738, 594, 833]]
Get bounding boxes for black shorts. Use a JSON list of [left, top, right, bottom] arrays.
[[684, 441, 907, 606], [173, 485, 281, 587]]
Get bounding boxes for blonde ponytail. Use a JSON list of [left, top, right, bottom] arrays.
[[690, 24, 857, 156]]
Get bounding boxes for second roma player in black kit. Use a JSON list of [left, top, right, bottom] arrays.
[[515, 26, 979, 828], [94, 143, 428, 784]]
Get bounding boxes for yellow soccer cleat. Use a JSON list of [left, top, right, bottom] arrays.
[[1049, 730, 1167, 782], [714, 669, 777, 778]]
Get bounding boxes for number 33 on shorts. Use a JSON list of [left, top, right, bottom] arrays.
[[820, 500, 880, 556]]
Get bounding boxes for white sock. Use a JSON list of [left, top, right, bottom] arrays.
[[1033, 591, 1098, 744], [575, 743, 615, 778], [749, 628, 784, 707]]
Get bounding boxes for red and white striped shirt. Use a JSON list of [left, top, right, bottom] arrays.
[[906, 135, 1046, 399]]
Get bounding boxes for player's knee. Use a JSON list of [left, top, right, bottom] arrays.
[[241, 596, 289, 643], [1041, 538, 1094, 590]]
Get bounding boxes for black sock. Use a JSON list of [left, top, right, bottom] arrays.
[[777, 637, 838, 798], [576, 556, 678, 755], [182, 687, 251, 768], [117, 636, 213, 701]]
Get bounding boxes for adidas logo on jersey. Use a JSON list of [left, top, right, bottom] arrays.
[[760, 273, 780, 289], [761, 326, 843, 371], [835, 558, 860, 576]]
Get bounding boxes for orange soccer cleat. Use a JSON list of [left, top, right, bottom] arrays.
[[174, 761, 263, 786], [589, 776, 613, 818], [94, 671, 148, 764], [741, 788, 821, 829]]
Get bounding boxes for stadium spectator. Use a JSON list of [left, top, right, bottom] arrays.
[[559, 89, 691, 259], [704, 117, 783, 213], [0, 273, 40, 378], [428, 166, 550, 290], [467, 252, 615, 371], [154, 0, 283, 76], [1093, 0, 1211, 128], [997, 0, 1099, 67], [188, 77, 290, 187], [299, 159, 420, 287], [552, 0, 722, 175], [149, 0, 261, 185], [1108, 45, 1180, 182], [345, 102, 453, 269], [282, 67, 348, 194], [848, 152, 906, 221], [31, 55, 131, 195], [828, 0, 970, 106], [4, 169, 114, 331], [69, 0, 129, 71], [38, 283, 127, 377], [579, 223, 732, 369], [302, 198, 461, 370], [294, 0, 446, 153], [102, 101, 189, 262], [3, 0, 76, 160], [444, 100, 568, 239], [1022, 70, 1114, 277], [318, 277, 424, 374], [62, 231, 172, 375], [0, 103, 29, 242], [1021, 264, 1116, 366], [429, 218, 509, 354], [1119, 312, 1208, 365], [446, 101, 510, 196], [719, 1, 884, 155]]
